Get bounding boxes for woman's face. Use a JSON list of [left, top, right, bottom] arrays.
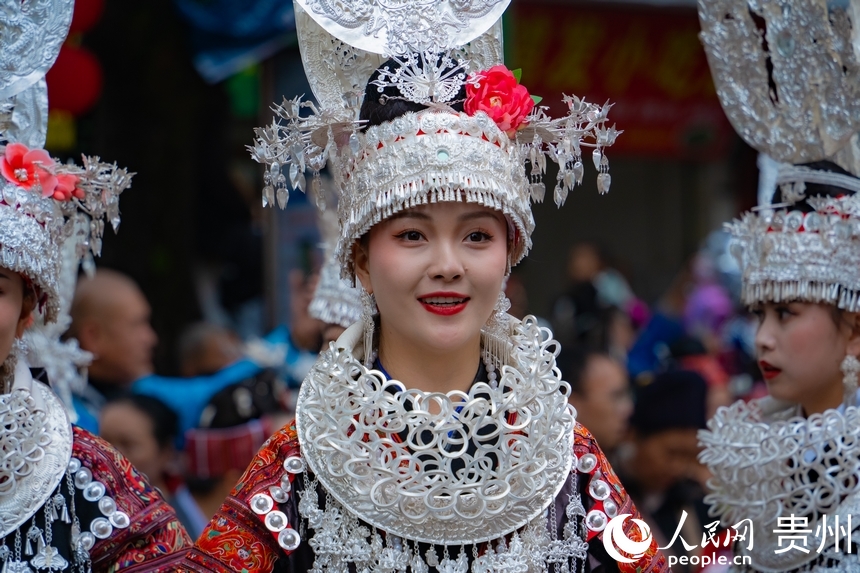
[[754, 301, 860, 413], [0, 268, 32, 364], [99, 402, 170, 486], [355, 201, 508, 356]]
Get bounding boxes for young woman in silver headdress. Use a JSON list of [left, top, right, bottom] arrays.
[[0, 143, 193, 571], [182, 1, 667, 572], [696, 1, 860, 571]]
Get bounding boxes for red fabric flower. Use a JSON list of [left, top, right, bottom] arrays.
[[54, 173, 83, 201], [0, 142, 58, 196], [465, 65, 534, 137]]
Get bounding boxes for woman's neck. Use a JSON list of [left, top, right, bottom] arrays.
[[801, 375, 848, 416], [376, 324, 482, 396]]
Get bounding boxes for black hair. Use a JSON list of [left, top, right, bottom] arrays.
[[630, 369, 707, 437], [771, 160, 860, 210], [106, 394, 178, 450], [359, 55, 467, 129], [556, 346, 618, 396], [197, 369, 283, 429]]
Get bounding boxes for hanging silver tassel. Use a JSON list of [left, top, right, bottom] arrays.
[[841, 355, 860, 408], [360, 288, 377, 367], [481, 291, 513, 378]]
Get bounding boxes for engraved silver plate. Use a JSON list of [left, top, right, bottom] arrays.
[[296, 315, 574, 545], [0, 365, 72, 536], [698, 0, 860, 165], [295, 2, 504, 112], [0, 0, 75, 99], [294, 0, 508, 55], [0, 79, 48, 149]]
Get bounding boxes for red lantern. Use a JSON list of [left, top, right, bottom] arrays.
[[69, 0, 105, 34], [46, 46, 103, 116]]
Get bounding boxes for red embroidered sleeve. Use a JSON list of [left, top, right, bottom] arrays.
[[72, 426, 192, 572], [181, 423, 301, 573], [574, 423, 669, 573]]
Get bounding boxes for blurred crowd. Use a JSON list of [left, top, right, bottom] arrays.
[[69, 236, 760, 569], [547, 237, 760, 571]]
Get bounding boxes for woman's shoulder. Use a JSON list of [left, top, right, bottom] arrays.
[[230, 420, 301, 494], [571, 422, 668, 571], [181, 420, 303, 573], [71, 425, 193, 571]]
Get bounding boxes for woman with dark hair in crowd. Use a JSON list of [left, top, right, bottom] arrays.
[[98, 394, 211, 538], [697, 3, 860, 571], [181, 1, 666, 572]]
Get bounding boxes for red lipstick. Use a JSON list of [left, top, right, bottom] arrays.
[[759, 360, 781, 380], [418, 292, 470, 316]]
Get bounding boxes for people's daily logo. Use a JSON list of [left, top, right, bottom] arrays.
[[603, 514, 653, 563]]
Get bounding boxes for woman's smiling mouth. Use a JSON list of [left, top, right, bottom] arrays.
[[418, 292, 470, 316]]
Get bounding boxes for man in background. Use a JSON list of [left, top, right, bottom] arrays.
[[67, 269, 158, 429], [558, 348, 633, 455], [615, 370, 710, 572]]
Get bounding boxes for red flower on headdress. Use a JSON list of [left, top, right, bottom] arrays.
[[54, 173, 84, 201], [465, 65, 535, 137], [0, 143, 58, 196]]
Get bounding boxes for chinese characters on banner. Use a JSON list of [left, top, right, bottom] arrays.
[[507, 3, 734, 158]]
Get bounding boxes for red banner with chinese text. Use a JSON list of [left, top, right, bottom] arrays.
[[507, 3, 733, 158]]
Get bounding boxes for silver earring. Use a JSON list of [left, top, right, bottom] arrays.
[[360, 288, 377, 367], [481, 291, 512, 374], [841, 355, 860, 408], [0, 338, 26, 393]]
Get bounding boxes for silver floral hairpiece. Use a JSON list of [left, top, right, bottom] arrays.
[[0, 142, 134, 322], [370, 51, 469, 105]]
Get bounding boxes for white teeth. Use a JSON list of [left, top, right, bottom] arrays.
[[422, 297, 466, 305]]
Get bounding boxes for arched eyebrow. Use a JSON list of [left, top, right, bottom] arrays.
[[458, 210, 504, 224], [385, 208, 503, 224], [387, 211, 430, 222]]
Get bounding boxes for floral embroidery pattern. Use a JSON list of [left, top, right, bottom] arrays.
[[73, 426, 192, 572]]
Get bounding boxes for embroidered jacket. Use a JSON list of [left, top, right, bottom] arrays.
[[181, 422, 667, 573]]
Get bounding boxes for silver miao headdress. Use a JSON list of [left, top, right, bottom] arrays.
[[250, 0, 620, 279], [699, 0, 860, 310], [0, 0, 132, 405], [308, 207, 362, 328]]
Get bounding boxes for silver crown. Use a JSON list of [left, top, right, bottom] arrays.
[[701, 0, 860, 308], [251, 0, 620, 279]]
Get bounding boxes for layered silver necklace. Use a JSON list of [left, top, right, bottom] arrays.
[[0, 358, 131, 572], [700, 397, 860, 572], [250, 316, 594, 572]]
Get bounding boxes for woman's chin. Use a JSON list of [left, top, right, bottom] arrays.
[[416, 326, 481, 354]]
